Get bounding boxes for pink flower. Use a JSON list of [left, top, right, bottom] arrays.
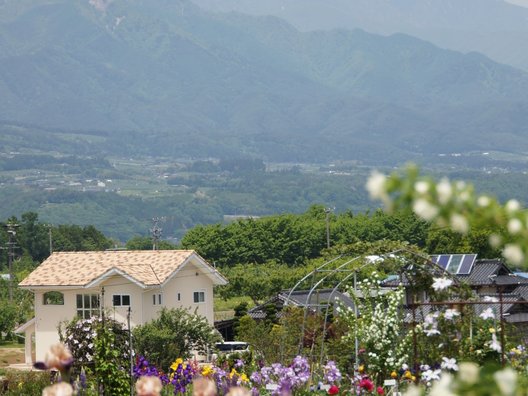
[[136, 376, 163, 396], [42, 382, 73, 396], [376, 386, 385, 395], [328, 384, 339, 395], [36, 343, 73, 371], [359, 378, 374, 392]]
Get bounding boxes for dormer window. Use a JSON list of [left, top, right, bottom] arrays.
[[43, 291, 64, 305]]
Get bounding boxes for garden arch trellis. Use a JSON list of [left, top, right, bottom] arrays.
[[278, 248, 477, 368]]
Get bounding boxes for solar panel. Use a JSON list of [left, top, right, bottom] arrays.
[[436, 255, 450, 270], [447, 254, 463, 273], [458, 254, 477, 275], [430, 254, 477, 275]]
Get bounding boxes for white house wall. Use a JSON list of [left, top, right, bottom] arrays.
[[101, 275, 143, 328], [34, 289, 94, 360], [32, 259, 217, 361], [162, 260, 214, 324]]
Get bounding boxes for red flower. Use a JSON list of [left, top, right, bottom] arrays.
[[377, 386, 385, 395], [359, 378, 374, 392], [328, 385, 339, 395]]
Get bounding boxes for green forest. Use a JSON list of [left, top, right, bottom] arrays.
[[0, 204, 505, 333]]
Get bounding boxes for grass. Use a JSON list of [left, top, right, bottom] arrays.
[[0, 339, 25, 368], [214, 296, 254, 312], [214, 296, 255, 321]]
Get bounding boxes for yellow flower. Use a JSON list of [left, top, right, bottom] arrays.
[[229, 368, 239, 379], [201, 365, 214, 377], [390, 371, 398, 379], [411, 376, 416, 382], [240, 373, 249, 383], [358, 365, 365, 373], [404, 370, 412, 379], [170, 358, 184, 371], [489, 328, 496, 334]]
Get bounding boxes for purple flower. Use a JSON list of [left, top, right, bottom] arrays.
[[324, 360, 342, 384]]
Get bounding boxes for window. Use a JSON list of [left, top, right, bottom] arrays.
[[177, 293, 181, 301], [113, 294, 130, 307], [76, 294, 100, 319], [43, 291, 64, 305], [193, 291, 205, 303], [152, 294, 162, 305]]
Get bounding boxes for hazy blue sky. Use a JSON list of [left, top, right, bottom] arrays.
[[505, 0, 528, 7]]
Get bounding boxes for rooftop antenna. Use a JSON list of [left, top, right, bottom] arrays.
[[150, 217, 164, 251]]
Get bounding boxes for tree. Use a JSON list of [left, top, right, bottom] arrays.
[[125, 236, 176, 250], [0, 301, 17, 339], [132, 308, 221, 370]]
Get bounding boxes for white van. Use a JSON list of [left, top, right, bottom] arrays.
[[212, 341, 249, 360]]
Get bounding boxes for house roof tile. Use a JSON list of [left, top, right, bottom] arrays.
[[18, 250, 226, 288]]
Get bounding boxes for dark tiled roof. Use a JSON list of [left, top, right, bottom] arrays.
[[462, 259, 502, 285], [513, 285, 528, 300]]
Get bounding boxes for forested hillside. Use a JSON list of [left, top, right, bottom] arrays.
[[1, 0, 528, 163]]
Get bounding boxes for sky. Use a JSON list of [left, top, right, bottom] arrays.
[[505, 0, 528, 7]]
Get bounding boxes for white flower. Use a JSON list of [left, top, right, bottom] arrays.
[[455, 181, 466, 190], [432, 277, 453, 291], [493, 367, 517, 396], [480, 307, 495, 320], [489, 333, 501, 353], [443, 309, 460, 321], [505, 199, 521, 213], [413, 199, 439, 221], [483, 296, 498, 303], [414, 181, 429, 194], [422, 369, 441, 382], [429, 373, 456, 396], [458, 362, 479, 385], [424, 328, 441, 337], [403, 385, 422, 396], [489, 234, 502, 248], [436, 178, 452, 204], [478, 195, 491, 207], [459, 191, 470, 202], [503, 244, 524, 265], [450, 213, 469, 234], [507, 218, 523, 235], [366, 171, 387, 200], [440, 357, 458, 371]]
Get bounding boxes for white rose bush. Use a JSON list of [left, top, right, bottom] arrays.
[[366, 164, 528, 394], [366, 165, 528, 267]]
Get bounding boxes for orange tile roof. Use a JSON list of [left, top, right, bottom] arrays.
[[19, 250, 205, 288]]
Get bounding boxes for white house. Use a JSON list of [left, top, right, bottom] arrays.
[[17, 250, 228, 363]]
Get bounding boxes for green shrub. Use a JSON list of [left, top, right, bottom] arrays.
[[0, 370, 52, 395]]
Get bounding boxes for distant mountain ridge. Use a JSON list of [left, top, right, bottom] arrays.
[[1, 0, 528, 164], [193, 0, 528, 72]]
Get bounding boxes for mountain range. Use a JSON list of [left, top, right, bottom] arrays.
[[193, 0, 528, 72], [1, 0, 528, 164]]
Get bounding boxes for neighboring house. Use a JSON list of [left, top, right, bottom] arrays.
[[382, 254, 528, 326], [17, 250, 228, 363]]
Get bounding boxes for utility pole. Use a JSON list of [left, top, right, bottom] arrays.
[[48, 224, 53, 255], [324, 208, 333, 249], [150, 217, 164, 251], [5, 222, 19, 302]]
